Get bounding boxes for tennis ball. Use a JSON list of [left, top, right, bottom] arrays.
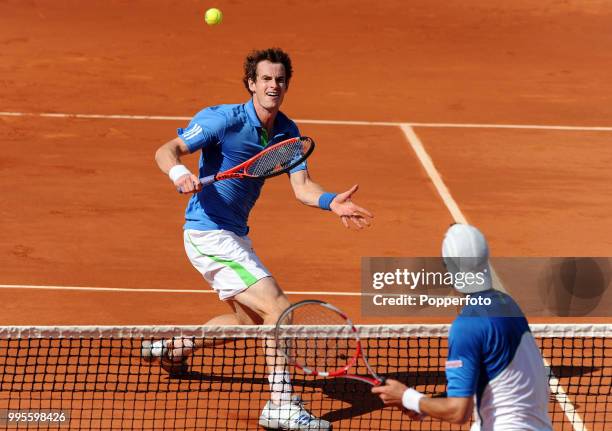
[[204, 8, 223, 25]]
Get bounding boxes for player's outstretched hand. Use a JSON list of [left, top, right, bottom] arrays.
[[175, 173, 202, 194], [330, 184, 373, 229]]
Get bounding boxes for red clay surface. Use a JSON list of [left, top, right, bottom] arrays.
[[1, 0, 611, 429]]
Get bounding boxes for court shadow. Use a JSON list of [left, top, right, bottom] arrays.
[[156, 365, 605, 424], [299, 371, 446, 422], [538, 257, 611, 317]]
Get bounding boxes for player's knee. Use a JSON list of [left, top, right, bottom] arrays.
[[233, 278, 291, 323], [275, 294, 291, 313], [260, 301, 288, 323]]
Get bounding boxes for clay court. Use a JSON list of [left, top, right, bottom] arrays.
[[0, 0, 610, 429]]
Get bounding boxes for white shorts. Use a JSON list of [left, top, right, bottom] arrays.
[[183, 229, 271, 300]]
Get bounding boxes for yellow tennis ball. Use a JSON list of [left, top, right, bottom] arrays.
[[204, 8, 223, 25]]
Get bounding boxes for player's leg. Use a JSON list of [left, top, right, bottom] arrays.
[[143, 276, 302, 419], [233, 279, 330, 430], [154, 299, 262, 368], [234, 277, 294, 403], [142, 229, 272, 371], [232, 276, 290, 324]]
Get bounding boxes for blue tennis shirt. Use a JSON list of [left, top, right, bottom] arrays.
[[177, 99, 304, 236], [445, 290, 552, 430]]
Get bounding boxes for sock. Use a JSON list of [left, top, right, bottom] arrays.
[[268, 371, 293, 405]]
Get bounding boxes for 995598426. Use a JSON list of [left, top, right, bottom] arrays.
[[0, 410, 70, 427]]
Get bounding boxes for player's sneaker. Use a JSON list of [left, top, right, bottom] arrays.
[[141, 340, 189, 377], [258, 396, 331, 430], [140, 340, 162, 362]]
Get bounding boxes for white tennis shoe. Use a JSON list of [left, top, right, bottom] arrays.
[[141, 340, 166, 361], [258, 396, 331, 430]]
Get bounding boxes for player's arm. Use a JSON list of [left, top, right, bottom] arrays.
[[419, 394, 473, 424], [289, 169, 373, 229], [155, 137, 201, 194], [372, 379, 473, 424], [374, 319, 482, 424]]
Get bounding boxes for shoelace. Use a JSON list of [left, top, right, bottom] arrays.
[[290, 395, 311, 407], [287, 397, 315, 424]]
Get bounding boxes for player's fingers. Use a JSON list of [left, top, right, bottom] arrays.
[[346, 212, 371, 229], [371, 386, 382, 394], [337, 184, 359, 201], [350, 216, 366, 230], [192, 181, 202, 193], [189, 175, 202, 192], [346, 183, 359, 196], [181, 181, 194, 194], [354, 214, 371, 227], [175, 176, 193, 193], [351, 204, 373, 218], [405, 410, 422, 420], [183, 176, 202, 193], [175, 174, 192, 186], [341, 216, 350, 229]]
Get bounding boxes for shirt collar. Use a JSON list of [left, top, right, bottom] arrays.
[[244, 98, 289, 133], [245, 98, 262, 127]]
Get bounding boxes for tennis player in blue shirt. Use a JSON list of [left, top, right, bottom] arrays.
[[146, 48, 373, 430], [373, 224, 552, 430]]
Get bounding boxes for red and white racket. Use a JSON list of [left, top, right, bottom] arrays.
[[197, 136, 314, 188], [274, 299, 386, 386]]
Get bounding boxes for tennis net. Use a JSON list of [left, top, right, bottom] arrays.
[[0, 324, 609, 430]]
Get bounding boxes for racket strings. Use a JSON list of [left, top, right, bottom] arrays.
[[276, 303, 355, 373], [246, 138, 311, 177]]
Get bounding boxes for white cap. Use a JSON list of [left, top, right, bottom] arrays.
[[442, 224, 492, 293]]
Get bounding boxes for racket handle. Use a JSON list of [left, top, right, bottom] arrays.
[[199, 175, 216, 187], [175, 174, 216, 194]]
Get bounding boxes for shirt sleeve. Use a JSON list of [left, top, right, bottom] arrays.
[[445, 317, 484, 397], [177, 108, 227, 153]]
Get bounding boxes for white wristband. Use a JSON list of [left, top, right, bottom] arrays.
[[402, 388, 424, 413], [168, 165, 192, 183]]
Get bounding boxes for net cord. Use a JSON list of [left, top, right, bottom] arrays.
[[1, 323, 609, 339]]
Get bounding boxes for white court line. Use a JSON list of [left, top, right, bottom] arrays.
[[407, 122, 612, 131], [0, 111, 192, 121], [0, 284, 459, 300], [399, 124, 507, 295], [2, 111, 612, 131], [545, 362, 587, 431], [399, 125, 468, 223], [400, 124, 585, 431], [0, 284, 361, 296]]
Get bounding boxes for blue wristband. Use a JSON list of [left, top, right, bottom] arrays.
[[318, 192, 337, 211]]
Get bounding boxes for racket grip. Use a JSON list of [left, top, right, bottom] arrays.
[[175, 174, 216, 194], [199, 175, 216, 187]]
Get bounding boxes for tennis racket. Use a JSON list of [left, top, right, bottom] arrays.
[[274, 299, 386, 386], [181, 136, 314, 192]]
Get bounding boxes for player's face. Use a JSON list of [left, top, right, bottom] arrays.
[[249, 61, 288, 111]]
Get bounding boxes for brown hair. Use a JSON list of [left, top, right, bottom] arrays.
[[243, 48, 293, 94]]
